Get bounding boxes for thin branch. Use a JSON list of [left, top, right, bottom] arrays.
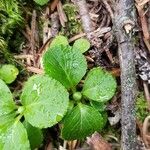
[[69, 27, 111, 43], [31, 10, 37, 66], [49, 12, 60, 38], [50, 0, 59, 12], [135, 2, 150, 40], [57, 1, 67, 27], [75, 0, 102, 49], [26, 66, 43, 74], [75, 0, 94, 39], [143, 116, 150, 148], [14, 55, 33, 59], [114, 0, 138, 149], [143, 81, 150, 110], [101, 0, 114, 20]]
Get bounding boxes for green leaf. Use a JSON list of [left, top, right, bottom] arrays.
[[43, 45, 87, 89], [21, 75, 69, 128], [61, 103, 104, 140], [61, 101, 74, 123], [23, 121, 43, 150], [82, 68, 117, 102], [0, 112, 16, 127], [73, 38, 90, 53], [0, 64, 19, 84], [50, 35, 69, 48], [0, 121, 30, 150], [0, 79, 16, 116], [101, 112, 108, 128], [90, 101, 106, 112], [34, 0, 49, 5]]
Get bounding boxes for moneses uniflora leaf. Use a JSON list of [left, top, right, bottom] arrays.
[[0, 64, 19, 84], [73, 38, 90, 53], [0, 120, 30, 150], [50, 35, 69, 48], [23, 121, 43, 150], [0, 74, 69, 149], [43, 45, 87, 89], [0, 79, 16, 116], [0, 79, 30, 149], [61, 103, 104, 140], [21, 75, 69, 128], [82, 68, 117, 102]]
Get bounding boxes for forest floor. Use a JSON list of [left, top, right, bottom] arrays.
[[0, 0, 150, 150]]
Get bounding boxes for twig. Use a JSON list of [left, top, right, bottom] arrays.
[[43, 6, 51, 44], [49, 12, 60, 38], [63, 141, 67, 149], [75, 0, 94, 40], [143, 81, 150, 110], [148, 2, 150, 32], [101, 0, 114, 19], [135, 0, 150, 54], [57, 1, 67, 27], [69, 27, 111, 43], [114, 0, 138, 149], [50, 0, 59, 12], [136, 119, 144, 142], [136, 0, 150, 6], [31, 10, 37, 66], [26, 66, 43, 74], [21, 30, 30, 42], [104, 47, 114, 63], [14, 55, 33, 59], [69, 33, 86, 43], [99, 14, 107, 28], [43, 11, 59, 44], [87, 132, 112, 150], [67, 140, 77, 150], [135, 2, 149, 40], [143, 38, 150, 51], [143, 116, 150, 148], [35, 37, 52, 65], [85, 56, 94, 62], [75, 0, 104, 65], [103, 32, 114, 64]]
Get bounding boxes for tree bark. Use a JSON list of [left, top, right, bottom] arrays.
[[114, 0, 138, 150]]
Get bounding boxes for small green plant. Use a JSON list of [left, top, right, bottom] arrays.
[[0, 36, 116, 149], [0, 64, 19, 84], [73, 38, 90, 53], [42, 36, 117, 140], [0, 75, 69, 149]]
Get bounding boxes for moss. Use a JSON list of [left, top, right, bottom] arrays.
[[136, 92, 149, 122], [0, 0, 23, 36], [0, 0, 25, 65], [61, 4, 82, 37]]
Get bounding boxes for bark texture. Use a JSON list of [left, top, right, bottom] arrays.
[[114, 1, 138, 150]]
